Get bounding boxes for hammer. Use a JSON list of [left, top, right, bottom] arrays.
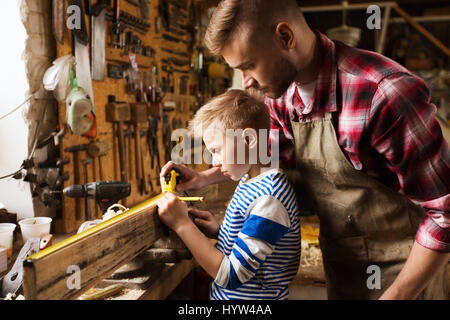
[[128, 103, 148, 195], [87, 140, 110, 181], [106, 98, 131, 183], [65, 144, 88, 220]]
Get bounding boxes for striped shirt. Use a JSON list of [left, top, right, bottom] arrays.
[[210, 168, 301, 300]]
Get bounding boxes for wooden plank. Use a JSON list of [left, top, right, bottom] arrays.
[[23, 197, 164, 300]]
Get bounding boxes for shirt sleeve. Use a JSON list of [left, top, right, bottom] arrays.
[[265, 97, 297, 169], [214, 195, 291, 290], [370, 73, 450, 252]]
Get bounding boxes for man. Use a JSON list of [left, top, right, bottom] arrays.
[[161, 0, 449, 299]]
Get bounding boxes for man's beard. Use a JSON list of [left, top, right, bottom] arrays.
[[262, 57, 297, 99]]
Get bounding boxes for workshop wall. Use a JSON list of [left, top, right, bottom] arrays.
[[35, 0, 231, 233]]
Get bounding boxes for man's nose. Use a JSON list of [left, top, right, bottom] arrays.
[[242, 73, 256, 90]]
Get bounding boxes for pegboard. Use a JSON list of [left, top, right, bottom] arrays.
[[54, 0, 212, 233]]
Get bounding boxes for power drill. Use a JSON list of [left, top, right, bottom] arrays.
[[63, 181, 131, 213]]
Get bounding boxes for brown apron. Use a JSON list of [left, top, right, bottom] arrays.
[[288, 112, 447, 299]]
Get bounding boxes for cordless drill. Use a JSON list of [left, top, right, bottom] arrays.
[[63, 181, 131, 213]]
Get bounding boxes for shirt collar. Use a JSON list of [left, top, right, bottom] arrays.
[[286, 30, 338, 115]]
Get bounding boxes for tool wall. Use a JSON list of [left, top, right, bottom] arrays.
[[51, 0, 227, 233]]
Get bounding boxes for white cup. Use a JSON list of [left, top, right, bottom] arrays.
[[19, 217, 52, 243], [0, 223, 16, 257]]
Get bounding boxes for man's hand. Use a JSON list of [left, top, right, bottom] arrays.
[[156, 192, 191, 233], [188, 207, 220, 239], [160, 161, 205, 193], [379, 242, 449, 300]]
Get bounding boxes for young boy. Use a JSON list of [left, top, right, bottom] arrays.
[[156, 89, 301, 300]]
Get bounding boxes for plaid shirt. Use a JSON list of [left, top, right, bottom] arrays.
[[266, 31, 450, 252]]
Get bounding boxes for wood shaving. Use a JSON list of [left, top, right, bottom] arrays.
[[300, 240, 322, 267]]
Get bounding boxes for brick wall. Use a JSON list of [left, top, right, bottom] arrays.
[[20, 0, 58, 219]]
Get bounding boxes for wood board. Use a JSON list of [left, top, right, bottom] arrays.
[[23, 196, 164, 300]]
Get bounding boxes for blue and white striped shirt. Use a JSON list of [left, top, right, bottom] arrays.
[[210, 168, 301, 300]]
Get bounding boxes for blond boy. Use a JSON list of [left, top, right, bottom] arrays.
[[156, 90, 301, 300]]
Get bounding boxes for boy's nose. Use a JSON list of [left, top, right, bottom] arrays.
[[212, 155, 221, 167]]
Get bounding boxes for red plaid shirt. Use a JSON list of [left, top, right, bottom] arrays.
[[266, 31, 450, 252]]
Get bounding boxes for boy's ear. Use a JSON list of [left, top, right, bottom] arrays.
[[242, 128, 258, 149]]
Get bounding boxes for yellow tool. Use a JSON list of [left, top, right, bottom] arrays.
[[163, 169, 181, 193], [163, 169, 204, 202], [178, 197, 204, 202]]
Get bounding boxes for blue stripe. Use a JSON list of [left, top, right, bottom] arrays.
[[226, 261, 242, 290], [232, 247, 257, 274], [235, 237, 264, 264], [241, 215, 289, 245]]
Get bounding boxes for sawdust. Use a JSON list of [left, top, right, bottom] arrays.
[[300, 241, 322, 268], [106, 288, 145, 300]]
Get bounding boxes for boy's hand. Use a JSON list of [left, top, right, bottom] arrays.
[[160, 161, 205, 192], [188, 207, 220, 240], [156, 192, 191, 233]]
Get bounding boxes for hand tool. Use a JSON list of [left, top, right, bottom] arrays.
[[106, 97, 131, 184], [111, 0, 124, 48], [140, 129, 149, 195], [65, 144, 89, 220], [125, 0, 140, 6], [162, 64, 188, 75], [89, 0, 109, 81], [162, 170, 204, 203], [123, 129, 133, 180], [87, 140, 110, 181], [161, 47, 189, 58], [54, 172, 70, 189], [127, 103, 148, 195], [62, 181, 131, 213], [37, 127, 66, 149], [82, 158, 94, 220], [147, 117, 161, 174], [37, 158, 70, 169], [162, 33, 188, 44], [105, 9, 151, 34], [52, 0, 65, 45], [162, 114, 172, 163], [162, 57, 190, 67], [107, 63, 124, 79], [155, 16, 161, 34], [139, 0, 150, 20], [1, 238, 40, 297], [158, 0, 170, 30]]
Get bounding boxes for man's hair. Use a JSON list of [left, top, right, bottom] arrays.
[[188, 89, 270, 138], [204, 0, 302, 56]]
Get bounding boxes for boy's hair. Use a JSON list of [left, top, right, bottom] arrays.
[[205, 0, 303, 56], [188, 89, 270, 138]]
